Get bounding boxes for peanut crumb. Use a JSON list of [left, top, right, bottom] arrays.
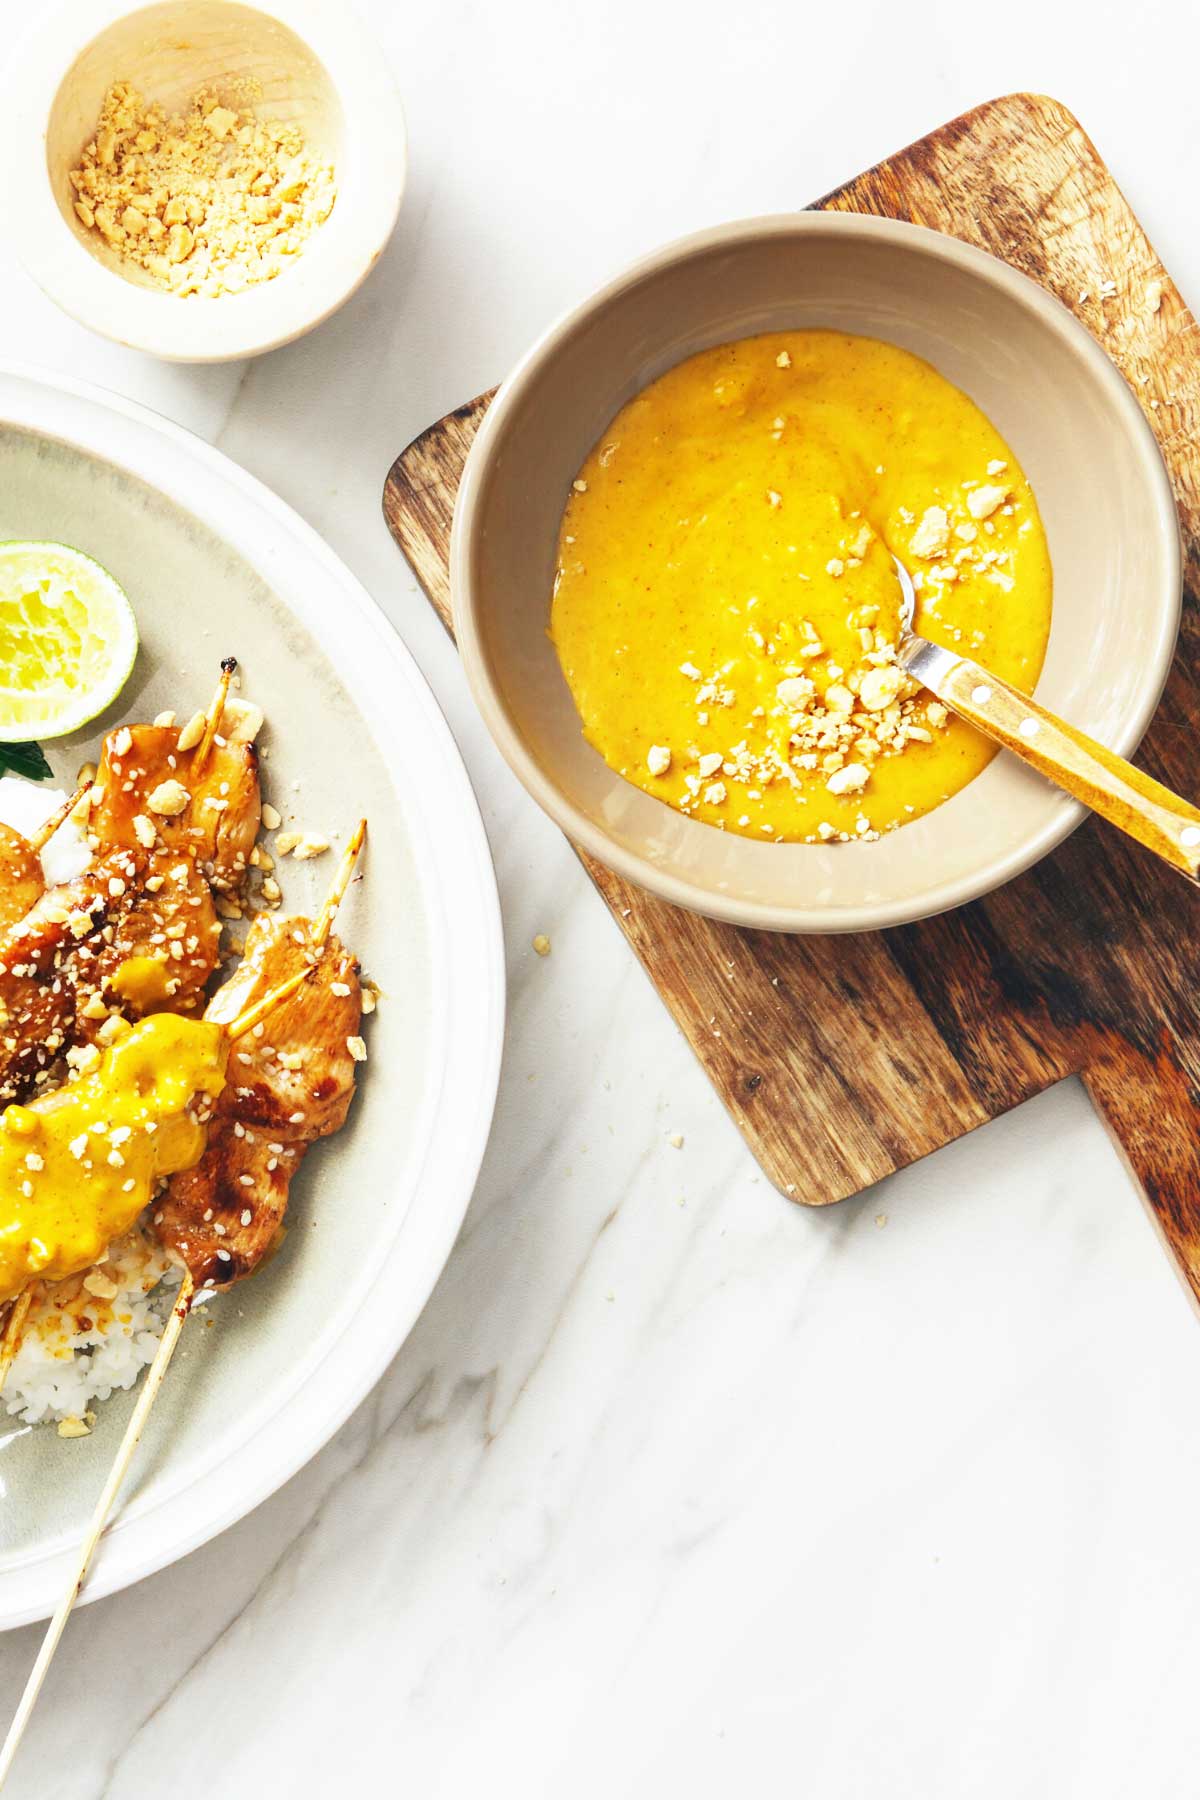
[[176, 710, 206, 752], [910, 506, 950, 558], [146, 778, 190, 817], [290, 832, 330, 861], [967, 483, 1007, 521]]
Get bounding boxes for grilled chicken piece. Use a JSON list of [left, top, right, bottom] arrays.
[[154, 913, 362, 1289], [0, 824, 44, 934], [0, 848, 222, 1103], [0, 850, 139, 1102], [73, 851, 221, 1038], [89, 702, 262, 896]]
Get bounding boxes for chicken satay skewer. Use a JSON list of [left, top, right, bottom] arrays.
[[0, 959, 314, 1405], [0, 982, 304, 1789], [0, 973, 320, 1782], [4, 658, 263, 1110], [0, 829, 366, 1790]]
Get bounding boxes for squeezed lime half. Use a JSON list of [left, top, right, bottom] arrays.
[[0, 541, 138, 743]]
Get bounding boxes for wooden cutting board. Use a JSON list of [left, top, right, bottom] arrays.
[[383, 93, 1200, 1301]]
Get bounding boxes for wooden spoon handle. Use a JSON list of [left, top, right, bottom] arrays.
[[905, 638, 1200, 883]]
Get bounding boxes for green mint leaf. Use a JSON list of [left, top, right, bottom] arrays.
[[0, 741, 53, 782]]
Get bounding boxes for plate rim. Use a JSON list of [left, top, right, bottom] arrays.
[[0, 361, 505, 1628]]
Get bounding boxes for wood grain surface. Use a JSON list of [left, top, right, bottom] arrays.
[[383, 93, 1200, 1300]]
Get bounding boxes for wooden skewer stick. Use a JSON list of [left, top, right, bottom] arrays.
[[0, 1273, 194, 1791], [191, 657, 238, 776], [0, 830, 368, 1790], [0, 1288, 33, 1396], [28, 781, 93, 855], [313, 819, 366, 950], [226, 966, 313, 1041]]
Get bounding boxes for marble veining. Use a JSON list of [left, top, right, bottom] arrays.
[[4, 1, 1200, 1795]]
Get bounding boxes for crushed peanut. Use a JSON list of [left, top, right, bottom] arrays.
[[69, 82, 336, 298], [290, 832, 330, 861], [967, 484, 1008, 521], [176, 710, 207, 752], [910, 506, 950, 558], [146, 779, 190, 817]]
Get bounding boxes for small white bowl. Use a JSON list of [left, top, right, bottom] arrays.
[[5, 0, 407, 362]]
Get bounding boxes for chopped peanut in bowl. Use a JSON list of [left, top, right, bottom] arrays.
[[68, 81, 336, 299], [550, 330, 1052, 845]]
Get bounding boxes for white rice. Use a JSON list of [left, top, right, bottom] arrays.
[[4, 1230, 182, 1430], [0, 775, 92, 885], [1, 775, 136, 1432]]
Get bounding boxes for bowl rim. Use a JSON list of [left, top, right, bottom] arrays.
[[451, 210, 1183, 934], [4, 0, 407, 363], [0, 361, 505, 1627]]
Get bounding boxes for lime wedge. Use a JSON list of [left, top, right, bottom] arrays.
[[0, 542, 138, 743]]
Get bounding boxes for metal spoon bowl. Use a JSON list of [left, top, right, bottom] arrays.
[[891, 556, 1200, 883]]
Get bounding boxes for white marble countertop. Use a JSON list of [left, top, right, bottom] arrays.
[[5, 3, 1200, 1795]]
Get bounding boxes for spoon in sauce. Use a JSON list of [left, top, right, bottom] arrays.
[[892, 557, 1200, 882]]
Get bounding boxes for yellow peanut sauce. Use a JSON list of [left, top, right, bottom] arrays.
[[0, 1014, 227, 1304], [109, 953, 173, 1011], [550, 330, 1053, 843]]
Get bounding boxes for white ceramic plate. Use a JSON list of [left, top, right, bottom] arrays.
[[0, 365, 504, 1629]]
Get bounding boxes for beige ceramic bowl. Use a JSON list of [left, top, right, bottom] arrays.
[[5, 0, 405, 362], [452, 213, 1181, 933]]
